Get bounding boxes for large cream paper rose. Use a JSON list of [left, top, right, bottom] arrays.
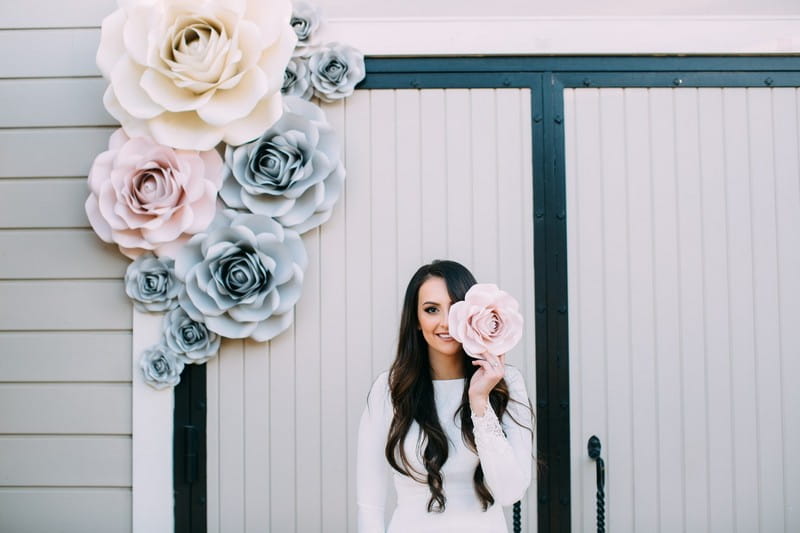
[[85, 128, 223, 259], [97, 0, 297, 151], [448, 283, 524, 358]]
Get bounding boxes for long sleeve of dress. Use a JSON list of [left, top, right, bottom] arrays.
[[470, 366, 533, 505], [357, 372, 392, 533]]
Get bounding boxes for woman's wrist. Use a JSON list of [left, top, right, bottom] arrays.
[[469, 393, 490, 416]]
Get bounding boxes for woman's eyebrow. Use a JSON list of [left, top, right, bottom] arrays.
[[421, 301, 440, 306]]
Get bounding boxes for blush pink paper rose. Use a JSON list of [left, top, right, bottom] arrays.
[[85, 128, 223, 259], [448, 283, 524, 358]]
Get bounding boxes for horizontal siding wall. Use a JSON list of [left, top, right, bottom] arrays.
[[565, 87, 800, 533], [0, 2, 132, 532], [206, 88, 538, 532]]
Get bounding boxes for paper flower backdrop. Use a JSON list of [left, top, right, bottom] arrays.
[[175, 210, 307, 341], [86, 129, 223, 259], [125, 253, 182, 312], [162, 307, 220, 365], [307, 44, 365, 102], [97, 0, 298, 150], [220, 96, 345, 234], [87, 0, 365, 388]]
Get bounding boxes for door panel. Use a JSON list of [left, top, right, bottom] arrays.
[[207, 88, 538, 532], [566, 87, 800, 533]]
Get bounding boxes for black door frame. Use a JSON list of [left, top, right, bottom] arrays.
[[174, 56, 800, 532]]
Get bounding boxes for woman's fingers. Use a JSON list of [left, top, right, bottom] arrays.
[[483, 352, 504, 373]]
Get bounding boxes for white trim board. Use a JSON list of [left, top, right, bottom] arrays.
[[321, 16, 800, 55], [131, 310, 174, 533]]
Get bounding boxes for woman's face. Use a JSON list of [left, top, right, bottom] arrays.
[[417, 276, 462, 360]]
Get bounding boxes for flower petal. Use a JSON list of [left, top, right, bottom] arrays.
[[140, 68, 215, 113], [148, 110, 226, 151], [221, 93, 284, 147], [110, 56, 164, 119], [196, 68, 269, 126], [96, 9, 128, 77]]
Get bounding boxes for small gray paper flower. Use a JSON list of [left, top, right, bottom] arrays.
[[282, 55, 314, 100], [162, 307, 221, 364], [140, 343, 185, 390], [125, 253, 182, 312], [175, 210, 308, 341], [290, 1, 322, 50], [308, 43, 365, 102], [220, 97, 345, 234]]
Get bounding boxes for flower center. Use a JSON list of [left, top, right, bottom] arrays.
[[179, 25, 211, 56], [139, 271, 169, 297], [130, 168, 177, 211], [213, 247, 270, 301], [248, 138, 304, 192], [290, 17, 310, 41], [180, 322, 205, 344], [323, 58, 347, 82], [160, 13, 238, 93], [283, 69, 297, 90], [153, 356, 168, 374], [142, 176, 157, 194]]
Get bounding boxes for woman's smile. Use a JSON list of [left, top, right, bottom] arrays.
[[417, 277, 463, 359]]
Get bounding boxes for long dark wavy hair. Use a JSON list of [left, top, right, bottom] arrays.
[[385, 260, 514, 512]]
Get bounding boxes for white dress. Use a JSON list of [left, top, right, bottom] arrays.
[[357, 366, 533, 533]]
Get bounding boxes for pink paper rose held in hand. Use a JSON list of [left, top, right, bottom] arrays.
[[85, 129, 223, 259], [448, 283, 524, 358]]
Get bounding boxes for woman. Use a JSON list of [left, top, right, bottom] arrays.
[[357, 260, 533, 532]]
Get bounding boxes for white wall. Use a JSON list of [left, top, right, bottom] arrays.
[[314, 0, 800, 17], [0, 4, 132, 528], [2, 1, 798, 532]]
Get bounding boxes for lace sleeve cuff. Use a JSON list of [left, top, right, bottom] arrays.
[[471, 398, 505, 450]]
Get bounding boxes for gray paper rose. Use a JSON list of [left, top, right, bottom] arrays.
[[140, 343, 185, 390], [220, 97, 345, 234], [290, 1, 322, 50], [282, 55, 314, 100], [308, 43, 365, 102], [125, 253, 182, 312], [162, 307, 220, 364], [175, 211, 308, 341]]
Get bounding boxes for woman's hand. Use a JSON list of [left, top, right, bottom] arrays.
[[468, 353, 505, 416]]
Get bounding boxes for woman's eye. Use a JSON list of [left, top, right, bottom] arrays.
[[424, 306, 438, 314]]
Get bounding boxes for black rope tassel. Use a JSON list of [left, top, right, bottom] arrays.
[[588, 435, 606, 533], [512, 500, 521, 533]]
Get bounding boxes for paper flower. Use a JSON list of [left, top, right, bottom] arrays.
[[308, 43, 365, 102], [220, 96, 344, 234], [448, 283, 524, 358], [85, 129, 223, 259], [290, 1, 322, 50], [175, 210, 308, 341], [162, 307, 220, 364], [96, 0, 297, 150], [140, 343, 185, 389], [282, 55, 314, 99], [125, 253, 182, 312]]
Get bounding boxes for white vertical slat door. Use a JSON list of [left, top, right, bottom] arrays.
[[565, 87, 800, 533], [206, 88, 538, 532]]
